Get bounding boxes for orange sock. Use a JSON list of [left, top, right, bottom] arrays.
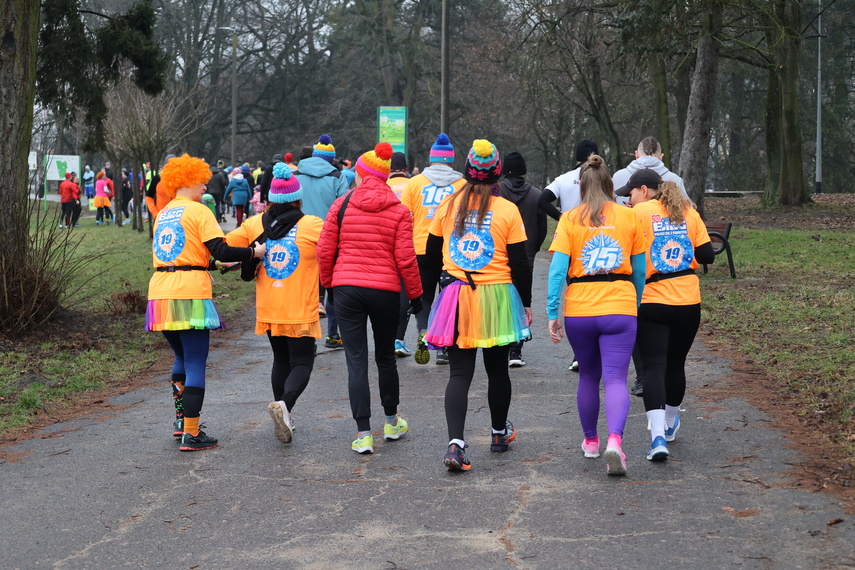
[[183, 416, 200, 436]]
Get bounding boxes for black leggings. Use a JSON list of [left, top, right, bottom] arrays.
[[267, 333, 315, 410], [96, 206, 113, 222], [445, 344, 512, 441], [637, 303, 701, 412], [334, 286, 400, 431]]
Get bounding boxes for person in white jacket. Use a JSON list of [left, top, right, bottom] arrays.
[[612, 137, 690, 207]]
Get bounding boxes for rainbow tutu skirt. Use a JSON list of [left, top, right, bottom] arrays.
[[425, 281, 530, 349], [145, 299, 223, 331]]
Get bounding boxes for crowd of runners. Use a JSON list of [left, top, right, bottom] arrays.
[[144, 133, 713, 477]]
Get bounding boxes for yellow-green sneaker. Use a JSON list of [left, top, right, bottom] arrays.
[[414, 331, 430, 365], [383, 416, 409, 441], [351, 434, 374, 454]]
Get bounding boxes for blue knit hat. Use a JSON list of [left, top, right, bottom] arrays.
[[269, 162, 303, 203], [430, 133, 455, 164], [312, 134, 336, 163]]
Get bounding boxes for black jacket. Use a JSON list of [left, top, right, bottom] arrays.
[[206, 167, 229, 197], [500, 176, 547, 269]]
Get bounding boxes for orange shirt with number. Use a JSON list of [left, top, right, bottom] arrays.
[[633, 200, 711, 306], [148, 196, 224, 300], [548, 201, 646, 317]]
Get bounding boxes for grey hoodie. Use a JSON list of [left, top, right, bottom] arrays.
[[612, 156, 690, 203], [421, 164, 463, 187]]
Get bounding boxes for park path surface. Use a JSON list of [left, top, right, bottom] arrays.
[[1, 250, 853, 569]]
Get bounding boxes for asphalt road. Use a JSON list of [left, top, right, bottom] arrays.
[[1, 251, 853, 569]]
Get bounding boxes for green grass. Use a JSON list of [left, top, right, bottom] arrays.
[[0, 202, 255, 435], [700, 228, 854, 458]]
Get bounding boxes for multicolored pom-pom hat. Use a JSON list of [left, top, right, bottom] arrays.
[[464, 139, 502, 184], [356, 142, 394, 180]]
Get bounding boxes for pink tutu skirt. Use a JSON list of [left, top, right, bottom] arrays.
[[145, 299, 223, 331], [425, 281, 530, 349]]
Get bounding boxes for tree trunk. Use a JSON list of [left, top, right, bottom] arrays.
[[678, 0, 722, 219], [653, 56, 672, 169], [776, 0, 810, 205], [763, 61, 782, 205], [0, 0, 40, 252]]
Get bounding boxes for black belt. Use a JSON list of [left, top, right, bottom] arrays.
[[156, 265, 209, 272], [645, 268, 696, 284], [568, 273, 632, 284]]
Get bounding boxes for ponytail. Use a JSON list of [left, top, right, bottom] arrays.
[[656, 181, 689, 226]]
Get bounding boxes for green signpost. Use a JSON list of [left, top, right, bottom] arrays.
[[377, 106, 408, 154]]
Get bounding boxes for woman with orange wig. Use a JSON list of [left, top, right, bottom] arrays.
[[146, 154, 267, 452], [93, 171, 114, 225]]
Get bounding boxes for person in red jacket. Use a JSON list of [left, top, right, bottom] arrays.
[[317, 142, 423, 455], [58, 173, 81, 229]]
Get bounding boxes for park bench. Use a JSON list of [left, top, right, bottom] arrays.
[[703, 221, 736, 279]]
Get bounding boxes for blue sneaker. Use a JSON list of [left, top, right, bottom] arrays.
[[647, 436, 669, 461], [664, 415, 680, 442], [394, 339, 412, 357]]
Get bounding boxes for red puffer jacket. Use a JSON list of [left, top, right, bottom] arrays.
[[318, 175, 422, 299]]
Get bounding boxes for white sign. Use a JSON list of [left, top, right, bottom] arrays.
[[43, 154, 81, 181], [28, 151, 37, 171]]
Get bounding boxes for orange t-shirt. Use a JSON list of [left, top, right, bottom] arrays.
[[148, 196, 225, 300], [401, 173, 466, 254], [428, 195, 527, 286], [633, 200, 711, 306], [387, 175, 409, 201], [226, 213, 323, 326], [548, 201, 646, 317]]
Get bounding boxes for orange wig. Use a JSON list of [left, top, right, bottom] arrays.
[[159, 154, 211, 199]]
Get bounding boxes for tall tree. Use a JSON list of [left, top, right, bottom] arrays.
[[678, 0, 723, 217]]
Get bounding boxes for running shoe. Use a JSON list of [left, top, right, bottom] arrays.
[[383, 415, 409, 441], [318, 302, 327, 317], [490, 420, 517, 452], [414, 331, 430, 365], [172, 419, 183, 438], [581, 436, 600, 458], [324, 333, 343, 348], [568, 360, 579, 372], [647, 436, 669, 461], [179, 430, 218, 452], [631, 378, 644, 397], [508, 351, 525, 368], [268, 401, 293, 443], [604, 438, 627, 476], [352, 434, 374, 454], [443, 443, 471, 472], [664, 415, 681, 442], [394, 339, 412, 357], [122, 218, 131, 225], [435, 347, 450, 365]]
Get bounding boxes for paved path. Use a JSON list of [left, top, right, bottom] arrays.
[[1, 252, 853, 569]]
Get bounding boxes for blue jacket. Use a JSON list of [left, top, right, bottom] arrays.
[[224, 177, 251, 206], [296, 157, 350, 218]]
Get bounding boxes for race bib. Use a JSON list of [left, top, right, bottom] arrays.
[[153, 207, 187, 262], [649, 216, 693, 273], [421, 183, 456, 219], [449, 210, 495, 271], [580, 234, 625, 274], [263, 227, 300, 280]]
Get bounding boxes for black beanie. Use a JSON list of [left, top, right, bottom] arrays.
[[390, 152, 408, 172], [574, 139, 599, 163], [502, 152, 527, 177]]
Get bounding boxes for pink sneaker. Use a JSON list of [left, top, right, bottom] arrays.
[[604, 434, 627, 476], [581, 436, 600, 458]]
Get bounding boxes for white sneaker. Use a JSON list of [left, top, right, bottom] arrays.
[[568, 360, 579, 372], [268, 401, 293, 443]]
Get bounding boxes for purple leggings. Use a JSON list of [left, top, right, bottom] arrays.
[[564, 315, 636, 438]]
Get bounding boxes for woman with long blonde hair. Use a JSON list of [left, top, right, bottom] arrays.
[[619, 171, 713, 461], [546, 154, 647, 476]]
